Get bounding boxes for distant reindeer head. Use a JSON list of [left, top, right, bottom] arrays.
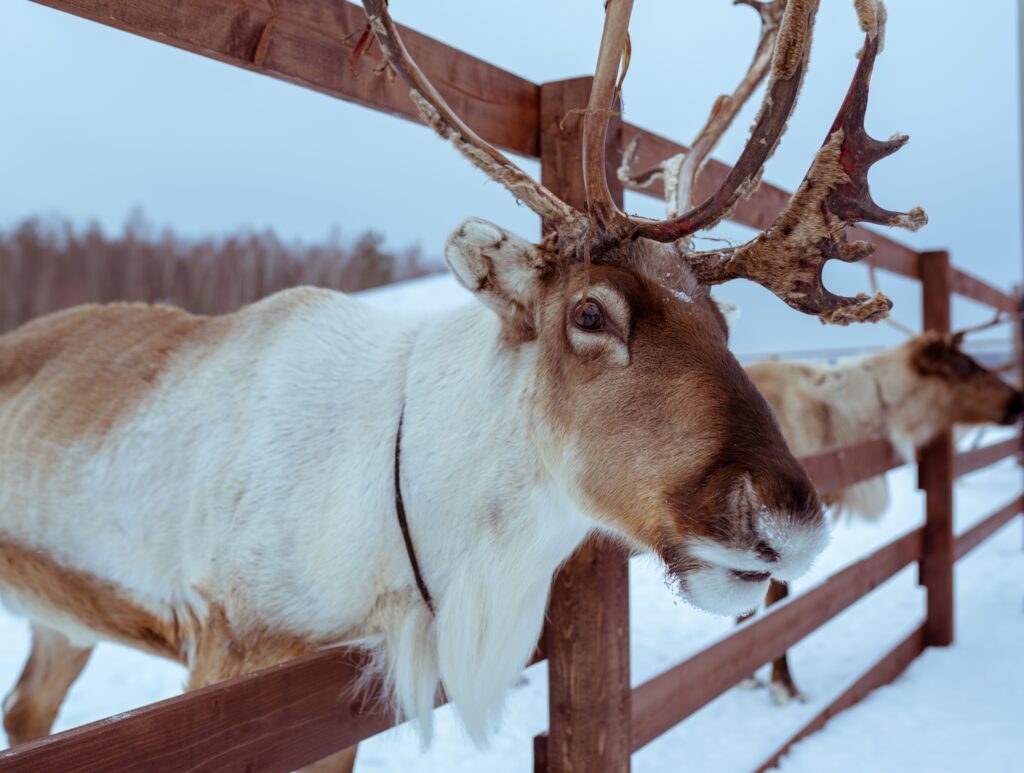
[[365, 0, 925, 613], [912, 331, 1023, 427]]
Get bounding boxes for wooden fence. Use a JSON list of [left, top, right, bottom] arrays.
[[3, 2, 1022, 771]]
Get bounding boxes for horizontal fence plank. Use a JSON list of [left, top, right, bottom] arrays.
[[954, 496, 1023, 560], [951, 268, 1017, 313], [955, 436, 1020, 477], [619, 124, 921, 279], [29, 0, 540, 156], [33, 0, 928, 271], [754, 623, 926, 773], [0, 647, 392, 772], [799, 438, 906, 496], [629, 527, 923, 751], [1, 644, 548, 771]]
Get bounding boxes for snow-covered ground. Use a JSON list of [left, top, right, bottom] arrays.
[[2, 276, 1021, 771], [2, 451, 1019, 771]]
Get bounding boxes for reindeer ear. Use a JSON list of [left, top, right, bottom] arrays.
[[913, 334, 954, 377], [444, 218, 551, 336]]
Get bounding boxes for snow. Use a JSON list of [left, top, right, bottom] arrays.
[[4, 459, 1020, 771], [2, 275, 1021, 770]]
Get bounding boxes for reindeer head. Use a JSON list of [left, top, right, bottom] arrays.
[[912, 331, 1023, 427], [364, 0, 925, 613]]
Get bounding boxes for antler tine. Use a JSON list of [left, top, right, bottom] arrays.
[[628, 0, 819, 242], [582, 0, 635, 233], [952, 311, 1023, 340], [683, 0, 928, 326], [619, 0, 786, 222], [361, 0, 581, 232]]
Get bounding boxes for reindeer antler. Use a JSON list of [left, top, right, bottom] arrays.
[[618, 0, 786, 223], [682, 1, 926, 324], [361, 0, 583, 235], [361, 0, 925, 325], [590, 0, 817, 240]]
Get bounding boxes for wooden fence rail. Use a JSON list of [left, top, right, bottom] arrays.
[[4, 3, 1022, 772], [627, 527, 924, 753]]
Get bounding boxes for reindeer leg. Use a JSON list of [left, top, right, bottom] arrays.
[[186, 611, 357, 773], [763, 581, 807, 706], [2, 624, 93, 746], [735, 607, 766, 688]]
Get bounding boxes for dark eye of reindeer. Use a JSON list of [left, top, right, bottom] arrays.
[[572, 299, 605, 331]]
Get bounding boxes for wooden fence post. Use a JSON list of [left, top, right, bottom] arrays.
[[919, 250, 955, 646], [535, 76, 632, 773]]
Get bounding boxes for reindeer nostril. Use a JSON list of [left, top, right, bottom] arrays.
[[1003, 392, 1023, 424], [755, 542, 781, 563]]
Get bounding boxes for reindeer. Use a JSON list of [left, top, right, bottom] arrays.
[[736, 325, 1022, 704], [1, 1, 923, 770]]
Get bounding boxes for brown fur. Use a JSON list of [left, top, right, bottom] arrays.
[[0, 537, 185, 662], [534, 262, 821, 561], [0, 537, 354, 769], [0, 303, 231, 446], [2, 625, 92, 746], [741, 333, 1021, 704]]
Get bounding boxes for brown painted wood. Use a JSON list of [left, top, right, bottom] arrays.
[[629, 527, 923, 752], [919, 250, 955, 647], [799, 438, 906, 496], [954, 436, 1021, 477], [950, 267, 1017, 313], [29, 0, 540, 156], [0, 647, 392, 772], [538, 77, 631, 773], [753, 624, 926, 773], [955, 497, 1023, 560], [618, 124, 921, 280], [34, 0, 937, 272]]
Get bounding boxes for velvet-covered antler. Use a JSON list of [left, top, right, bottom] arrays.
[[618, 0, 787, 225], [682, 1, 926, 324], [362, 0, 925, 325]]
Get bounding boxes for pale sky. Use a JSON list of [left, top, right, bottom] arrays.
[[1, 1, 1021, 355]]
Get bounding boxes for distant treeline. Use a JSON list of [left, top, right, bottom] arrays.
[[0, 214, 440, 333]]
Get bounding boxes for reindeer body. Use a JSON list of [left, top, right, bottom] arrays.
[[747, 335, 1022, 520], [1, 221, 831, 753], [741, 334, 1020, 704], [0, 281, 598, 743], [1, 0, 925, 761]]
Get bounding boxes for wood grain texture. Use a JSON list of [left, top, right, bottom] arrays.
[[950, 268, 1017, 313], [29, 0, 540, 156], [954, 436, 1020, 478], [629, 527, 924, 751], [919, 250, 955, 648], [954, 497, 1023, 560], [35, 0, 928, 279], [799, 437, 906, 496], [0, 647, 391, 772], [618, 123, 922, 280], [538, 76, 632, 773], [753, 624, 926, 773]]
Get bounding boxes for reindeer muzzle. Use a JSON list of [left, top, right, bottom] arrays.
[[1002, 391, 1024, 425]]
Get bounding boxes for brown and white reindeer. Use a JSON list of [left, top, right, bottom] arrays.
[[1, 0, 923, 769], [738, 325, 1022, 704], [618, 0, 1018, 709]]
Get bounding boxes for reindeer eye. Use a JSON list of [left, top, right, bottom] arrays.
[[572, 300, 605, 331]]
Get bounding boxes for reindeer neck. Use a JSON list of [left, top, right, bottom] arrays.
[[860, 346, 948, 455]]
